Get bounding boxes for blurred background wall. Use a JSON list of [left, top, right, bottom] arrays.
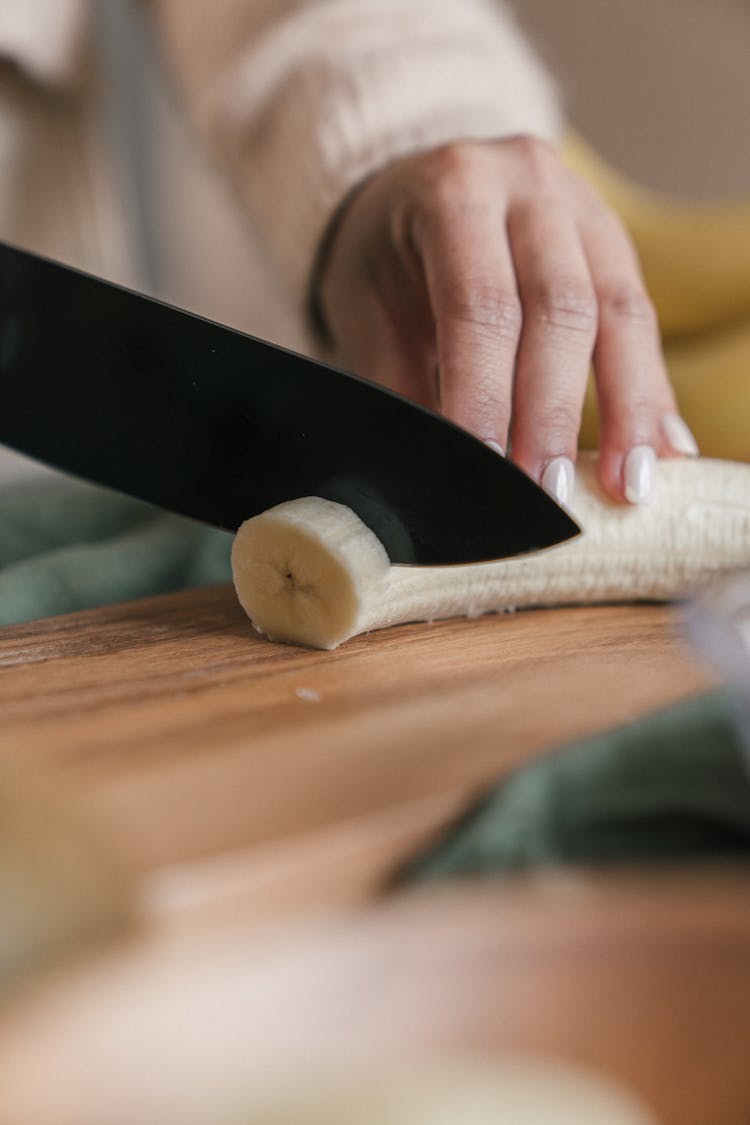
[[514, 0, 750, 197]]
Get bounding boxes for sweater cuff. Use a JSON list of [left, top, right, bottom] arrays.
[[0, 0, 89, 86], [201, 0, 562, 316]]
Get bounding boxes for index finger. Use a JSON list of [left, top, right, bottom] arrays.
[[411, 170, 519, 451]]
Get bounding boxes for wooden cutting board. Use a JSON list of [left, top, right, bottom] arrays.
[[0, 585, 713, 914], [3, 588, 750, 1125]]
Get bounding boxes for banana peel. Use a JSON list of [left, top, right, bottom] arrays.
[[563, 134, 750, 459]]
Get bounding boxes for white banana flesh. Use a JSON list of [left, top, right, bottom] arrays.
[[231, 496, 390, 650], [231, 453, 750, 650]]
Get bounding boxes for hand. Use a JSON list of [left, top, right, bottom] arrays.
[[314, 136, 699, 505]]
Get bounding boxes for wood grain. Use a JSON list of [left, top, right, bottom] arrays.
[[0, 585, 712, 888]]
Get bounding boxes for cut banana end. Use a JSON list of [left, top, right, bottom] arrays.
[[232, 455, 750, 651], [231, 496, 390, 650]]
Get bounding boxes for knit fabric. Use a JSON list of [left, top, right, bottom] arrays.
[[0, 477, 231, 627], [0, 1, 561, 331], [0, 0, 89, 86], [152, 0, 561, 313]]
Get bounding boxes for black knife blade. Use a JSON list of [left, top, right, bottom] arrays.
[[0, 242, 579, 565]]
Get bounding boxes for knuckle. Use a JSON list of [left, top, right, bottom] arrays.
[[599, 393, 657, 446], [598, 282, 657, 328], [533, 398, 581, 439], [623, 391, 660, 423], [429, 141, 484, 184], [411, 146, 488, 229], [529, 279, 598, 335], [505, 135, 558, 181], [446, 284, 522, 341], [587, 198, 628, 236], [419, 143, 496, 213]]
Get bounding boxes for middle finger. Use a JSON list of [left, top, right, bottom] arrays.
[[507, 201, 598, 503]]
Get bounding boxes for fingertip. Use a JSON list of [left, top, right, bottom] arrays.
[[540, 455, 576, 508], [660, 412, 700, 458], [598, 445, 658, 505], [509, 432, 578, 506], [485, 439, 506, 456], [623, 445, 658, 504], [597, 452, 623, 502]]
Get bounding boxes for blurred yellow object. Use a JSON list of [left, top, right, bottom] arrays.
[[664, 319, 750, 460], [234, 1062, 658, 1125], [563, 134, 750, 460]]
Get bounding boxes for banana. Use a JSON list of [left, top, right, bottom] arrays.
[[560, 134, 750, 461], [231, 495, 390, 649], [562, 134, 750, 341], [580, 316, 750, 461], [232, 453, 750, 650]]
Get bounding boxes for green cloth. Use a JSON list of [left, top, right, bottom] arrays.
[[0, 477, 233, 626], [401, 691, 750, 882]]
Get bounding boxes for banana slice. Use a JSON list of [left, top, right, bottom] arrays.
[[231, 454, 750, 650], [231, 495, 390, 649]]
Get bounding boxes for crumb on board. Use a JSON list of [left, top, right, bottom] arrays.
[[295, 687, 321, 703]]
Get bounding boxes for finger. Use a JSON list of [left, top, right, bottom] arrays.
[[507, 202, 598, 504], [412, 168, 520, 451], [579, 207, 693, 503], [340, 291, 437, 410]]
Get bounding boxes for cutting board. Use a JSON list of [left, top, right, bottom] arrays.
[[0, 584, 713, 916], [3, 587, 750, 1125]]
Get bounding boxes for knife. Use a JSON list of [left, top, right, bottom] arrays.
[[0, 241, 579, 565]]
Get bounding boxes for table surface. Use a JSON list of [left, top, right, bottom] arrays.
[[2, 586, 749, 1125]]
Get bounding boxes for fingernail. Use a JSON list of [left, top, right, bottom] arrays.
[[541, 456, 576, 507], [661, 413, 699, 456], [623, 444, 657, 504], [485, 440, 505, 456]]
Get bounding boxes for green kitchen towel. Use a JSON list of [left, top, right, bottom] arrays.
[[0, 477, 233, 627], [400, 691, 750, 882]]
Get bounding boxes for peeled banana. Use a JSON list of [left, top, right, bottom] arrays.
[[232, 453, 750, 650]]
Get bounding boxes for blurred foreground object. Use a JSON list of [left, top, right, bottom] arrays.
[[229, 1060, 657, 1125], [687, 569, 750, 766], [0, 877, 748, 1124], [0, 779, 133, 998]]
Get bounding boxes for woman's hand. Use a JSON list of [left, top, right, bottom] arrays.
[[314, 136, 699, 506]]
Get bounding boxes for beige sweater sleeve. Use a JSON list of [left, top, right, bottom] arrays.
[[150, 0, 561, 314]]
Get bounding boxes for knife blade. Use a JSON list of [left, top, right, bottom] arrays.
[[0, 241, 579, 565]]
